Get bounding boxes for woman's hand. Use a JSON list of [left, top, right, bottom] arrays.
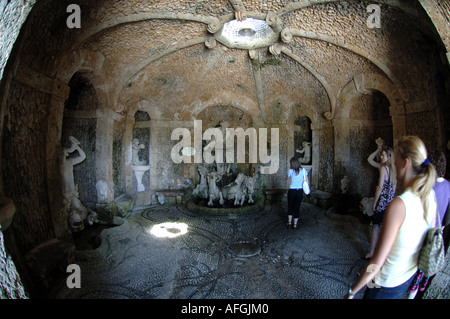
[[343, 293, 354, 299]]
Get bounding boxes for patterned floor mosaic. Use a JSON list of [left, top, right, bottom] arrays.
[[48, 203, 385, 299]]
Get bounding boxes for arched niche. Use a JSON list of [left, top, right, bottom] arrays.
[[61, 71, 98, 209], [196, 105, 254, 175], [133, 111, 151, 166], [132, 111, 151, 193], [345, 90, 393, 197], [349, 89, 393, 147]]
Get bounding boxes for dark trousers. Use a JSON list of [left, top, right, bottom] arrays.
[[363, 273, 415, 299], [288, 189, 303, 218]]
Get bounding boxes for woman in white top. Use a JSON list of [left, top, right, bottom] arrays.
[[286, 157, 308, 230], [345, 136, 437, 299]]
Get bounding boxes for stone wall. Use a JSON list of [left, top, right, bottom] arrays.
[[0, 228, 27, 299], [0, 0, 37, 81], [2, 80, 56, 253], [0, 0, 450, 297]]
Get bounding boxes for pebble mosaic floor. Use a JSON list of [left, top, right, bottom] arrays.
[[48, 202, 382, 299]]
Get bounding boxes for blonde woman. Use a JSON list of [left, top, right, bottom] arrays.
[[346, 136, 437, 299]]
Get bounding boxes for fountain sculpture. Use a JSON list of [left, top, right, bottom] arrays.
[[61, 136, 98, 232], [192, 163, 255, 207], [296, 141, 311, 164]]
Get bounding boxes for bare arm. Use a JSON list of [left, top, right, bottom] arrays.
[[372, 166, 387, 211], [367, 149, 380, 169], [70, 145, 86, 166], [345, 197, 405, 298]]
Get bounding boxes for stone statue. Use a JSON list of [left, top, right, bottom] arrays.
[[222, 173, 246, 206], [132, 138, 146, 165], [193, 161, 257, 207], [296, 141, 311, 164], [61, 136, 98, 232], [192, 164, 209, 199], [360, 197, 375, 217], [206, 171, 224, 206], [191, 121, 258, 207], [241, 174, 255, 204]]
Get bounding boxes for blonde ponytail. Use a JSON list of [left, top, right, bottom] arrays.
[[396, 136, 437, 224]]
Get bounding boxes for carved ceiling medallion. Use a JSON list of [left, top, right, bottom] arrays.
[[214, 17, 279, 50]]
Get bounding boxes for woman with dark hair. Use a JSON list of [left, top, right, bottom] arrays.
[[365, 144, 397, 259], [286, 157, 308, 230], [428, 149, 450, 226]]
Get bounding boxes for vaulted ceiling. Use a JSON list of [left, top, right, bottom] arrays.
[[13, 0, 447, 124]]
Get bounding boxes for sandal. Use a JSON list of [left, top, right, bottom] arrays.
[[293, 223, 298, 230], [286, 222, 292, 229]]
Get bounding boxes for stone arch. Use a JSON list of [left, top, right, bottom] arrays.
[[55, 49, 105, 85], [175, 90, 260, 123], [334, 75, 400, 197], [352, 73, 407, 141], [353, 73, 407, 107]]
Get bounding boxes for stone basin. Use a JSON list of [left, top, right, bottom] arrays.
[[186, 198, 264, 216], [132, 165, 151, 192]]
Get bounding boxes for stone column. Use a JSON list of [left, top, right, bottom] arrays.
[[95, 109, 115, 203], [310, 123, 320, 189], [149, 121, 158, 192], [124, 116, 135, 194], [46, 93, 72, 241], [389, 103, 406, 142]]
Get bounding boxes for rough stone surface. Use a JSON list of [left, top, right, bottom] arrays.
[[0, 0, 449, 299], [46, 203, 449, 299], [0, 228, 27, 299]]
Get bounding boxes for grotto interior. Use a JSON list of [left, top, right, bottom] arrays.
[[0, 0, 449, 299]]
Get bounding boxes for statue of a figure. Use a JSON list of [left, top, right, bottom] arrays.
[[132, 138, 146, 165], [61, 136, 98, 232], [192, 164, 209, 199], [296, 141, 311, 164]]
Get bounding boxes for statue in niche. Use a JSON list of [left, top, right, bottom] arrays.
[[296, 141, 311, 164], [61, 136, 98, 232], [132, 138, 147, 165]]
